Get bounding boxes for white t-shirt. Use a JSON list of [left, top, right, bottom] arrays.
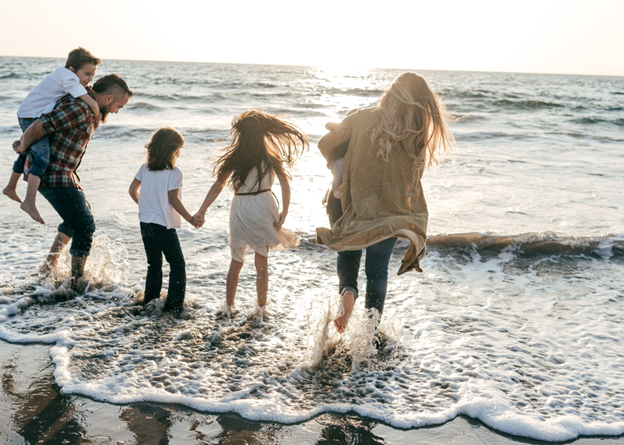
[[17, 66, 88, 118], [135, 164, 184, 229]]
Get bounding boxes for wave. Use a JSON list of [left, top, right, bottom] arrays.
[[126, 102, 163, 111], [443, 89, 494, 99], [455, 131, 533, 141], [493, 99, 564, 110], [546, 131, 624, 143], [93, 125, 227, 142], [571, 117, 624, 126], [453, 114, 489, 123], [322, 87, 385, 97], [0, 125, 19, 134], [425, 232, 622, 260]]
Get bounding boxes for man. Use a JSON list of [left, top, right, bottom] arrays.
[[13, 74, 133, 290]]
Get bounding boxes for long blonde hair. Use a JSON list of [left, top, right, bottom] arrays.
[[369, 72, 454, 168]]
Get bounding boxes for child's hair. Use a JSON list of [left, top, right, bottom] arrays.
[[214, 110, 309, 191], [65, 47, 102, 71], [145, 127, 185, 171], [369, 72, 455, 168]]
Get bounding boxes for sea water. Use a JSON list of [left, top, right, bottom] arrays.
[[0, 57, 623, 442]]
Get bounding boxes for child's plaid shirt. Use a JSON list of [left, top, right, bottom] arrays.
[[39, 95, 95, 189]]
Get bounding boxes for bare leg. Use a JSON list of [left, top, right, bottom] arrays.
[[70, 255, 88, 291], [3, 172, 22, 203], [20, 174, 44, 224], [254, 252, 268, 308], [333, 290, 355, 334], [40, 232, 71, 275], [226, 259, 244, 307]]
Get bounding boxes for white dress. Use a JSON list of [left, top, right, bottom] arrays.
[[229, 167, 300, 262]]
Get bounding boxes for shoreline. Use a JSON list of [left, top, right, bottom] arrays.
[[1, 340, 622, 444]]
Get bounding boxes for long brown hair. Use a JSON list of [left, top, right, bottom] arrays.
[[214, 110, 309, 191], [145, 127, 185, 171], [369, 72, 455, 168]]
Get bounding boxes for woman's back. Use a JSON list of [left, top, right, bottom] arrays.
[[234, 166, 274, 194], [317, 106, 429, 274]]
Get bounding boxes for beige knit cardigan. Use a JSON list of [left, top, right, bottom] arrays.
[[315, 107, 428, 275]]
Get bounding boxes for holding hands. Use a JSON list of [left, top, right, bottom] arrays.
[[325, 122, 346, 138], [190, 214, 204, 229]]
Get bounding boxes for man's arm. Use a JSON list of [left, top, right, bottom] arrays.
[[13, 120, 44, 153], [39, 98, 94, 138]]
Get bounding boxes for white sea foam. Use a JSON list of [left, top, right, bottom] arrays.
[[1, 59, 623, 441]]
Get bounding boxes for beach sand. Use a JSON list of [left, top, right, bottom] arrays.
[[1, 340, 622, 444]]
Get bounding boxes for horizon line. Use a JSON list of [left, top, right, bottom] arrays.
[[1, 54, 622, 79]]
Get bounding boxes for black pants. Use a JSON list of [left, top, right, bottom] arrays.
[[140, 222, 186, 311]]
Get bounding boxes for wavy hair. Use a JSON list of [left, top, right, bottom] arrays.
[[145, 127, 185, 171], [214, 110, 309, 191], [369, 72, 454, 168]]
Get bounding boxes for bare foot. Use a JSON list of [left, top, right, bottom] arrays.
[[70, 276, 89, 293], [217, 304, 236, 319], [333, 290, 355, 334], [3, 187, 22, 203], [39, 260, 54, 276], [20, 202, 44, 224]]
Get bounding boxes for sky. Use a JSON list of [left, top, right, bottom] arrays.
[[1, 0, 623, 76]]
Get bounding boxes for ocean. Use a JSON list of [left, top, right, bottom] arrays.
[[0, 56, 623, 442]]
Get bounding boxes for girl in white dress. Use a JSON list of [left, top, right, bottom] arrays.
[[194, 110, 308, 311]]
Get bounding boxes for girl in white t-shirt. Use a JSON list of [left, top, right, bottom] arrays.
[[194, 110, 308, 314], [129, 127, 202, 313]]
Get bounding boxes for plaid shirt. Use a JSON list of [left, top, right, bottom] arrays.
[[39, 95, 95, 188]]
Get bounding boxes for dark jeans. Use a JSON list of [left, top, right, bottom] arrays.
[[337, 237, 398, 316], [140, 222, 186, 311], [38, 186, 95, 257], [13, 117, 51, 179]]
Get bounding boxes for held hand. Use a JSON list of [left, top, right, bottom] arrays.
[[191, 214, 205, 229], [325, 122, 346, 138], [12, 140, 23, 153], [274, 211, 287, 231], [333, 125, 346, 138]]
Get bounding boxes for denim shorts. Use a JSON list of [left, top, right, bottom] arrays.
[[38, 186, 96, 257], [12, 117, 51, 179]]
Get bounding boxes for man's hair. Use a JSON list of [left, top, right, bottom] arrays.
[[92, 74, 133, 99], [65, 47, 102, 71]]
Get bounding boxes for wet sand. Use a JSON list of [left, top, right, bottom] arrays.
[[1, 339, 623, 445]]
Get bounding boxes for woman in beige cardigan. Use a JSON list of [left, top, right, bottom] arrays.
[[316, 72, 455, 333]]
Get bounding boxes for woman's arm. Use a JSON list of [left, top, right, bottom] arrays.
[[274, 171, 290, 230], [128, 178, 141, 204], [168, 188, 202, 228], [194, 177, 227, 219]]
